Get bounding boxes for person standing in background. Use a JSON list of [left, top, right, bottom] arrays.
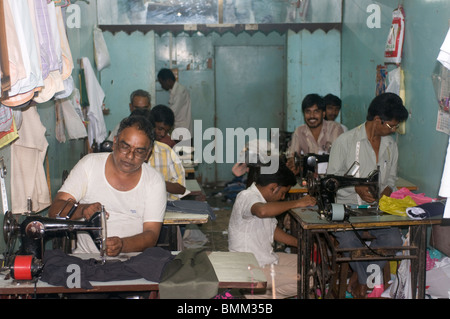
[[157, 68, 193, 142]]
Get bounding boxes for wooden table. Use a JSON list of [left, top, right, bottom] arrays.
[[162, 210, 209, 251], [160, 179, 209, 250], [289, 207, 441, 299], [0, 252, 266, 296], [289, 176, 418, 194]]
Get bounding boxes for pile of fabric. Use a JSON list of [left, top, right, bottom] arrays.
[[378, 187, 444, 220]]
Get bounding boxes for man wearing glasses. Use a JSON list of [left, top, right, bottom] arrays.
[[326, 92, 409, 298], [49, 115, 166, 257]]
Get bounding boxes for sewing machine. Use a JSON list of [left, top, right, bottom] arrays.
[[305, 159, 380, 221], [2, 201, 107, 281], [294, 152, 330, 178]]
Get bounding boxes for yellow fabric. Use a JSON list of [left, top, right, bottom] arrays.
[[378, 195, 417, 217], [149, 141, 185, 201], [0, 117, 18, 148]]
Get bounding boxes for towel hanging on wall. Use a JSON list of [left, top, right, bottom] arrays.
[[81, 57, 107, 146]]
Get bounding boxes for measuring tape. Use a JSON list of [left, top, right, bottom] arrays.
[[0, 158, 8, 214]]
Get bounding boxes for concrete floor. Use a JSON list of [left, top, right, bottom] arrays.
[[192, 185, 233, 252]]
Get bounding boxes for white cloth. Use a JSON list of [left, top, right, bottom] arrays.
[[228, 183, 278, 267], [46, 2, 62, 73], [54, 75, 74, 100], [7, 0, 43, 97], [439, 136, 450, 197], [32, 3, 70, 103], [59, 153, 167, 254], [3, 0, 26, 89], [11, 106, 50, 214], [439, 136, 450, 217], [69, 88, 85, 121], [169, 81, 192, 136], [438, 27, 450, 70], [58, 97, 87, 140], [82, 57, 107, 146], [55, 6, 74, 80]]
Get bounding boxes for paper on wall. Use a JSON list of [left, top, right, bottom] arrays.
[[384, 6, 405, 64]]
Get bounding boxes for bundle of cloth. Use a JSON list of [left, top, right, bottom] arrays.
[[378, 187, 444, 220]]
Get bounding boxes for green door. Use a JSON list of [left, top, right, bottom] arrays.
[[214, 45, 285, 183]]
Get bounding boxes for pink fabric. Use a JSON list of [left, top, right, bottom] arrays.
[[390, 187, 434, 205], [367, 285, 384, 298]]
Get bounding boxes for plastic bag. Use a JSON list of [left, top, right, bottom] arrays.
[[384, 6, 405, 64], [384, 234, 412, 299], [378, 195, 416, 217], [386, 67, 401, 95], [93, 26, 111, 71]]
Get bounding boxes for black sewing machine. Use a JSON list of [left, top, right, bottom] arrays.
[[306, 168, 380, 221], [2, 201, 107, 281], [294, 152, 330, 178]]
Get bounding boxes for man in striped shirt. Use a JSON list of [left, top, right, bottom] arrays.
[[148, 140, 186, 201]]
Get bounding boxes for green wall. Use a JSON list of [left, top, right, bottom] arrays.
[[101, 29, 340, 184], [341, 0, 450, 197]]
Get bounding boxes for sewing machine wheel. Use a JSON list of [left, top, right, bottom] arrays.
[[3, 211, 19, 244], [306, 172, 319, 197]]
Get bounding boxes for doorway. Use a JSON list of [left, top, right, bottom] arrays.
[[214, 45, 285, 182]]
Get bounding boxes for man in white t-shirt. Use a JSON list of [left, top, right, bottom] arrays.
[[228, 164, 316, 299], [49, 114, 166, 256]]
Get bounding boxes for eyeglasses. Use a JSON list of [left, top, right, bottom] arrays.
[[117, 141, 149, 159], [384, 122, 400, 130]]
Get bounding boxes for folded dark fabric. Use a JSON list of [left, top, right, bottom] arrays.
[[159, 248, 218, 299], [166, 200, 216, 220], [406, 201, 445, 220], [40, 247, 174, 289]]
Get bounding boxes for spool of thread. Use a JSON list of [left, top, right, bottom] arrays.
[[11, 255, 33, 280]]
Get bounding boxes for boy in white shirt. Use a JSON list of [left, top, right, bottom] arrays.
[[228, 164, 316, 299]]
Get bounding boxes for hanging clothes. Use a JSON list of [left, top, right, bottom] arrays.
[[6, 0, 43, 98], [438, 28, 450, 218], [81, 57, 107, 146], [438, 27, 450, 70], [34, 1, 65, 103], [0, 0, 11, 94], [33, 0, 60, 81], [11, 105, 50, 214]]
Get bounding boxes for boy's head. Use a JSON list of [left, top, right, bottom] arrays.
[[150, 104, 175, 142], [256, 164, 297, 202], [323, 94, 342, 122]]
